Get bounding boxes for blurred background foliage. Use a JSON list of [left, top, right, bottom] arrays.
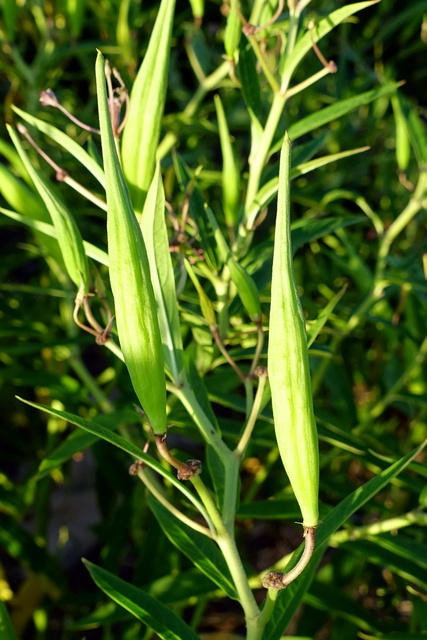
[[0, 0, 427, 638]]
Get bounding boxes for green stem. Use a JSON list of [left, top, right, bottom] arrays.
[[257, 588, 278, 627], [138, 468, 214, 537], [246, 34, 280, 93], [191, 477, 261, 633], [236, 373, 267, 457], [330, 510, 427, 545]]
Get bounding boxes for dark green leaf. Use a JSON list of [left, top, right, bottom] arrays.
[[148, 496, 238, 599], [83, 560, 200, 640]]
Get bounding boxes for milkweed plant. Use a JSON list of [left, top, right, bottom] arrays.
[[2, 0, 427, 638]]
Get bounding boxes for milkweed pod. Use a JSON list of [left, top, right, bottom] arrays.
[[214, 95, 241, 230], [224, 0, 241, 60], [268, 134, 319, 528], [7, 125, 90, 296], [95, 52, 167, 435]]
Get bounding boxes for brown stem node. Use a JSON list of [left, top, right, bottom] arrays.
[[154, 434, 202, 481], [262, 525, 317, 590]]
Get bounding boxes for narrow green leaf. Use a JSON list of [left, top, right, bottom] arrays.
[[140, 166, 185, 384], [288, 83, 400, 141], [17, 397, 206, 515], [121, 0, 176, 213], [12, 106, 105, 187], [214, 94, 241, 228], [407, 105, 427, 165], [306, 286, 347, 348], [7, 125, 90, 294], [61, 0, 86, 37], [0, 165, 64, 267], [247, 147, 369, 228], [83, 560, 200, 640], [306, 581, 381, 633], [291, 215, 364, 252], [34, 409, 137, 479], [173, 153, 221, 272], [96, 51, 167, 434], [204, 204, 261, 320], [1, 0, 17, 39], [340, 534, 427, 588], [0, 207, 109, 267], [148, 496, 238, 599], [280, 1, 381, 84], [0, 601, 17, 640], [184, 259, 217, 327], [239, 41, 261, 117], [264, 438, 427, 640]]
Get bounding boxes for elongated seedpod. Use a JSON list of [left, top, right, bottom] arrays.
[[268, 134, 319, 529], [121, 0, 176, 215], [95, 52, 167, 435], [214, 95, 241, 230], [7, 124, 90, 298]]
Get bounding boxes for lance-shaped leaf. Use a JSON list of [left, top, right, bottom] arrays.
[[0, 163, 64, 268], [83, 560, 201, 640], [204, 204, 261, 321], [214, 94, 241, 229], [140, 166, 184, 384], [7, 124, 90, 296], [12, 106, 105, 187], [280, 1, 382, 85], [173, 153, 221, 272], [95, 51, 167, 435], [184, 259, 217, 329], [121, 0, 176, 214]]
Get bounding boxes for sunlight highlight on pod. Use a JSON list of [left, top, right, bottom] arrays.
[[268, 133, 319, 529]]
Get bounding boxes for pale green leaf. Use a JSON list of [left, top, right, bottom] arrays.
[[148, 496, 238, 600]]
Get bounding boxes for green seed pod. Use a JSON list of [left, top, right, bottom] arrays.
[[7, 125, 90, 298], [214, 95, 241, 230], [268, 134, 319, 528], [224, 0, 241, 60], [95, 51, 167, 435]]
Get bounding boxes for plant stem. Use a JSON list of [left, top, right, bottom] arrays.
[[138, 467, 214, 537], [330, 509, 427, 545], [236, 372, 267, 457], [262, 526, 316, 589], [191, 476, 261, 632]]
